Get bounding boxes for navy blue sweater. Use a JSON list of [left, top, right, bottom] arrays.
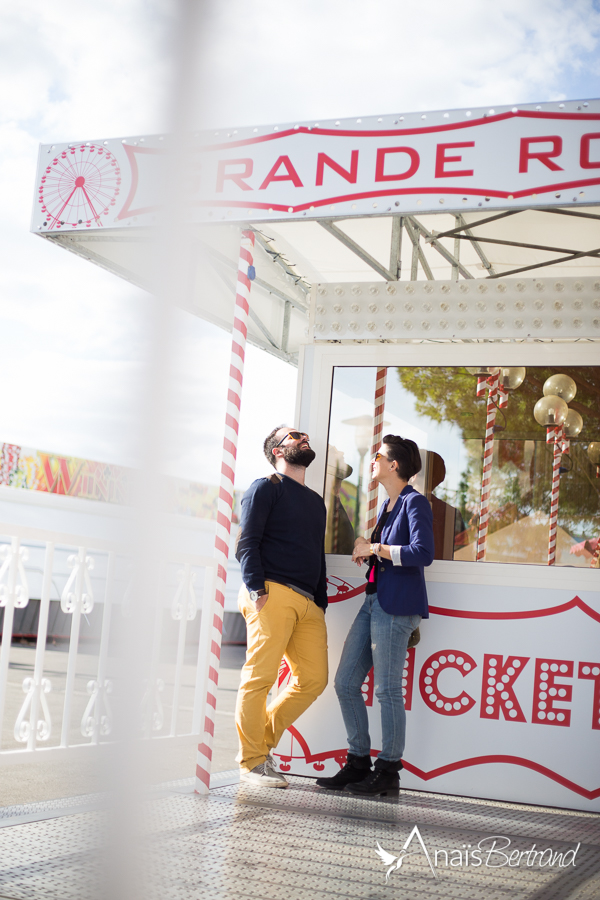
[[235, 473, 328, 610]]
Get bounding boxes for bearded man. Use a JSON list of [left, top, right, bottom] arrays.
[[234, 426, 328, 787]]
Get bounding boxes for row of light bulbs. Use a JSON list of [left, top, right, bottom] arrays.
[[313, 281, 600, 340], [318, 300, 597, 315], [315, 316, 598, 335], [316, 280, 600, 298]]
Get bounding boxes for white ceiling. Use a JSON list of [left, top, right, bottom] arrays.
[[42, 204, 600, 364]]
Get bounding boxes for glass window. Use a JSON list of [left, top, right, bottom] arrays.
[[325, 365, 600, 567]]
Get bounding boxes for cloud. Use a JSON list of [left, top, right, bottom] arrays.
[[0, 1, 171, 140], [198, 0, 600, 128]]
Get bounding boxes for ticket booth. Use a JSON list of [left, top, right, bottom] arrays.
[[275, 301, 600, 813], [33, 98, 600, 810]]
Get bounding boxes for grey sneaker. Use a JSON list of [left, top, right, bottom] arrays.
[[240, 758, 289, 788], [265, 754, 289, 786]]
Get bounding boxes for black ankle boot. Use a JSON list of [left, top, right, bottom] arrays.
[[346, 758, 402, 796], [315, 754, 372, 789]]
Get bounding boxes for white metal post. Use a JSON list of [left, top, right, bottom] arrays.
[[61, 546, 92, 747], [26, 542, 54, 749], [0, 537, 28, 749], [81, 551, 115, 743]]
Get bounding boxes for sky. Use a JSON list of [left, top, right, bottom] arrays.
[[1, 0, 600, 491]]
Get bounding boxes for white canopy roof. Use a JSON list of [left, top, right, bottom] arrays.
[[33, 98, 600, 362]]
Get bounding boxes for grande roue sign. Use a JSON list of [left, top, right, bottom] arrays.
[[33, 100, 600, 231]]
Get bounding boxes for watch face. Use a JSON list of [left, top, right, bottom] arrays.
[[249, 591, 258, 602]]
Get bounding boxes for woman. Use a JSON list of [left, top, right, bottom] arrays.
[[317, 435, 434, 796]]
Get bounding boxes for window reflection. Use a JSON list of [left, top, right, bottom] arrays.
[[325, 365, 599, 568]]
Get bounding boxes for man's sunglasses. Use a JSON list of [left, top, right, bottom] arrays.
[[373, 451, 389, 462], [275, 431, 309, 448]]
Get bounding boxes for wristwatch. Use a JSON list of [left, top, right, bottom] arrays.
[[249, 588, 267, 603]]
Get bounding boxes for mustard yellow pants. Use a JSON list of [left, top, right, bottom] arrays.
[[236, 581, 328, 773]]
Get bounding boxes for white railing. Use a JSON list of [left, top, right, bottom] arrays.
[[0, 521, 216, 763]]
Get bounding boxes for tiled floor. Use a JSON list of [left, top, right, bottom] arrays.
[[0, 772, 598, 900]]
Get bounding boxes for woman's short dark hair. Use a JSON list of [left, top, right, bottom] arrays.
[[381, 434, 422, 481]]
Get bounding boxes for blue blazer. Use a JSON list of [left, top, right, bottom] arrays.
[[373, 485, 434, 618]]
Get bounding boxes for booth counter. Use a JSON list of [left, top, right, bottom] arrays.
[[275, 558, 599, 811]]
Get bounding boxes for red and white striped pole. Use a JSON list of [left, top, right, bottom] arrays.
[[548, 425, 564, 566], [476, 371, 499, 561], [364, 367, 388, 535], [196, 229, 255, 794]]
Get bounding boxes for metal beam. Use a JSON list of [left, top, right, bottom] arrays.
[[541, 208, 600, 223], [404, 218, 434, 280], [200, 243, 308, 312], [433, 209, 522, 240], [248, 308, 280, 349], [252, 272, 307, 313], [250, 337, 298, 367], [207, 256, 279, 347], [389, 216, 403, 280], [408, 216, 473, 279], [408, 221, 418, 280], [251, 229, 310, 294], [452, 215, 460, 282], [319, 220, 395, 281], [456, 214, 497, 277], [486, 246, 600, 278], [207, 257, 295, 360], [49, 233, 148, 242], [450, 233, 591, 256], [282, 300, 291, 353]]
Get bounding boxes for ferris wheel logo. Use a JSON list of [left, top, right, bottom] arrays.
[[38, 144, 121, 230]]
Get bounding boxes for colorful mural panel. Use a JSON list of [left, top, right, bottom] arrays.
[[0, 443, 236, 521]]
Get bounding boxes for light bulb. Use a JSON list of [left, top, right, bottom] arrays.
[[533, 395, 568, 427], [543, 374, 577, 403], [563, 409, 583, 438], [588, 442, 600, 465], [500, 366, 526, 390]]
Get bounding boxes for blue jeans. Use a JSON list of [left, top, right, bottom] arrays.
[[334, 593, 420, 762]]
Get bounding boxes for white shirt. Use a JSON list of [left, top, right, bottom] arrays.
[[390, 546, 403, 566]]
